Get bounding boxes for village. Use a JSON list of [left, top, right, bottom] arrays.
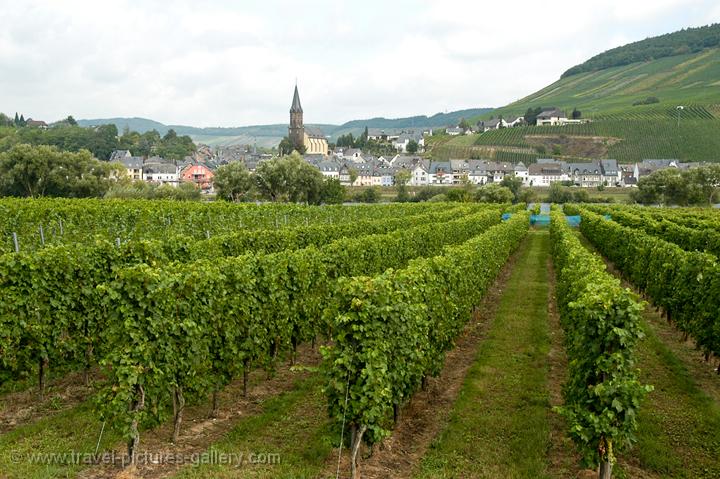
[[114, 148, 701, 192], [107, 89, 704, 195], [110, 142, 702, 196]]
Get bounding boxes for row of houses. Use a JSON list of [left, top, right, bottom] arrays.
[[526, 158, 705, 187], [409, 160, 526, 185], [310, 155, 418, 186], [527, 159, 620, 187], [111, 146, 705, 193], [310, 155, 705, 188], [306, 156, 526, 187], [447, 108, 591, 136], [364, 128, 429, 153], [111, 150, 215, 190]]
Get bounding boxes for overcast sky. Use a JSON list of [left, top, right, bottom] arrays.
[[1, 0, 719, 127]]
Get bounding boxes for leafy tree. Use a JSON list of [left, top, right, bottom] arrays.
[[320, 178, 346, 204], [65, 115, 78, 126], [175, 182, 202, 200], [213, 162, 255, 202], [548, 183, 596, 203], [92, 124, 120, 161], [572, 189, 590, 203], [19, 115, 26, 127], [394, 169, 411, 202], [686, 164, 720, 204], [517, 187, 537, 204], [254, 152, 324, 204], [254, 158, 285, 202], [445, 188, 472, 202], [524, 107, 543, 126], [357, 126, 369, 148], [406, 139, 419, 154], [353, 187, 380, 203], [136, 131, 160, 157], [163, 129, 178, 142], [0, 143, 53, 197], [500, 175, 523, 203], [278, 136, 294, 155], [414, 186, 443, 202], [572, 108, 582, 119], [288, 155, 324, 204], [548, 182, 573, 203], [336, 133, 356, 148], [0, 144, 118, 197], [14, 113, 19, 126], [348, 167, 359, 186], [474, 183, 514, 203], [458, 118, 471, 132], [633, 169, 685, 205]]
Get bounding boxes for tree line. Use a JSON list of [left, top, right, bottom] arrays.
[[0, 113, 196, 161], [631, 164, 720, 205]]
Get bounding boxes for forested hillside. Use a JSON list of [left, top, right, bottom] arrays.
[[563, 23, 720, 77]]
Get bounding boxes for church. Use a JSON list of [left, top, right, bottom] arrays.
[[289, 85, 328, 155]]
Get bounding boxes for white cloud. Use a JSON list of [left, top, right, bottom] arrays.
[[0, 0, 717, 126]]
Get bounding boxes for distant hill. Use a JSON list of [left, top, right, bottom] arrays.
[[78, 108, 492, 148]]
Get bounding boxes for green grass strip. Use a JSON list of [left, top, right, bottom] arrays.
[[415, 230, 553, 478], [628, 321, 720, 478], [173, 373, 335, 479]]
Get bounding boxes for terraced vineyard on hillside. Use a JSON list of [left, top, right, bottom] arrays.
[[431, 118, 720, 163], [478, 47, 720, 121]]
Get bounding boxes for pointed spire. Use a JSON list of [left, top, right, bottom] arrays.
[[290, 84, 303, 113]]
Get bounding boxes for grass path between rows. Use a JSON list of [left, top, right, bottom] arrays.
[[414, 229, 561, 478], [575, 231, 720, 479], [170, 373, 334, 479], [0, 346, 328, 479]]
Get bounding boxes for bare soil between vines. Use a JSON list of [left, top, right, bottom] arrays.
[[0, 368, 103, 434]]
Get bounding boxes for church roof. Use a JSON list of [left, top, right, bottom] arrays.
[[306, 126, 325, 139], [290, 85, 303, 113]]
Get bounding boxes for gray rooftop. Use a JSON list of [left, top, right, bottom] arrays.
[[120, 157, 144, 169]]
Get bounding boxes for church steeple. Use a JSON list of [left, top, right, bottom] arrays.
[[289, 83, 305, 152], [290, 84, 303, 114]]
